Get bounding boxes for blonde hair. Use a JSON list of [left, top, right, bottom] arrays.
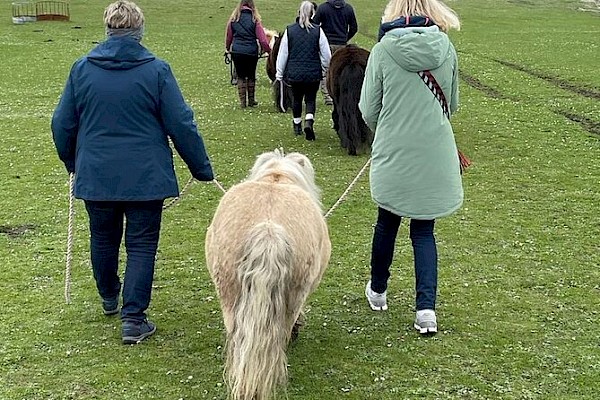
[[382, 0, 460, 32], [298, 1, 315, 30], [230, 0, 262, 23], [103, 0, 144, 29]]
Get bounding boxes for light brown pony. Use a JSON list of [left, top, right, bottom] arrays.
[[205, 149, 331, 400]]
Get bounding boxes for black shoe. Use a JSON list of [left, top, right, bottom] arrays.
[[293, 122, 302, 135], [122, 319, 156, 344], [304, 119, 315, 141], [102, 296, 119, 316]]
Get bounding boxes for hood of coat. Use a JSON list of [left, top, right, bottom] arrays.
[[380, 25, 451, 72], [87, 36, 155, 70], [327, 0, 346, 8]]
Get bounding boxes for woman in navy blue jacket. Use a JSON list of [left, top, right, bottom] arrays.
[[51, 0, 214, 345]]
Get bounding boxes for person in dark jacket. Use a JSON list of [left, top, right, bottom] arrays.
[[313, 0, 358, 105], [225, 0, 271, 108], [51, 1, 214, 345], [276, 1, 331, 140]]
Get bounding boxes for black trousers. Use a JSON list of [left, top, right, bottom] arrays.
[[290, 81, 320, 119], [231, 53, 259, 80]]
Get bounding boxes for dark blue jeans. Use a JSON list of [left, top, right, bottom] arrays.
[[84, 200, 163, 322], [370, 207, 438, 311]]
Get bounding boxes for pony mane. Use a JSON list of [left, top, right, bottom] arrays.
[[248, 150, 321, 207], [263, 28, 278, 49]]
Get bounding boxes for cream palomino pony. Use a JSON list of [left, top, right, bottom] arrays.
[[205, 149, 331, 400]]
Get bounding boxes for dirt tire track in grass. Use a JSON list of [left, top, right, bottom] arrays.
[[493, 58, 600, 100], [0, 224, 37, 238], [487, 58, 600, 135], [356, 35, 517, 102], [459, 70, 516, 100], [352, 35, 600, 137], [554, 110, 600, 137]]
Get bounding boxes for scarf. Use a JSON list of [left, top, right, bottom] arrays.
[[378, 16, 435, 41], [106, 26, 144, 42]]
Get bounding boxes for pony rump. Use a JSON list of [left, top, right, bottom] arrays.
[[249, 150, 320, 206]]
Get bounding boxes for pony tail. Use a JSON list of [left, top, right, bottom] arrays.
[[337, 62, 373, 155], [226, 221, 292, 400]]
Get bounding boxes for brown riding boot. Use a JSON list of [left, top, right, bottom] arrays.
[[237, 80, 247, 108], [247, 79, 258, 107]]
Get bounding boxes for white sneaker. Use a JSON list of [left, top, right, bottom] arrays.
[[365, 281, 387, 311], [414, 309, 437, 334]]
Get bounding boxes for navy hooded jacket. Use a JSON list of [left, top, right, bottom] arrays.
[[314, 0, 358, 45], [52, 36, 214, 201]]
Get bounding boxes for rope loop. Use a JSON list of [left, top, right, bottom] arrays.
[[163, 176, 196, 210], [64, 172, 75, 304]]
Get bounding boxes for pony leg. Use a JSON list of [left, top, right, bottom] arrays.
[[291, 311, 305, 342], [332, 103, 339, 132]]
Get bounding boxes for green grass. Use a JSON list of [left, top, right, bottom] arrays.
[[1, 0, 599, 398]]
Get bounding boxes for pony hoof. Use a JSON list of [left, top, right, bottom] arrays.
[[291, 323, 301, 342]]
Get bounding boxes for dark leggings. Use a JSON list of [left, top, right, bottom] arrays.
[[290, 81, 320, 119], [231, 53, 259, 80], [370, 207, 438, 311]]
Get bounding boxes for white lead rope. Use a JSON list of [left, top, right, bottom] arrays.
[[210, 158, 372, 219], [162, 176, 196, 210], [64, 161, 370, 303], [324, 157, 371, 219], [65, 172, 75, 304]]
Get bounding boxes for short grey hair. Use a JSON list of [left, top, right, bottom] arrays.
[[103, 1, 144, 29]]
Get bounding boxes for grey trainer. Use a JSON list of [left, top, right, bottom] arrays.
[[414, 309, 437, 334], [365, 280, 388, 311]]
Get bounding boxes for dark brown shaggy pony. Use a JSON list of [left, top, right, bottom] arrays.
[[266, 33, 293, 113], [326, 45, 373, 155]]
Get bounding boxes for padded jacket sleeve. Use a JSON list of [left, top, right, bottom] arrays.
[[51, 70, 79, 173], [159, 65, 214, 181], [358, 47, 383, 132], [449, 43, 459, 116]]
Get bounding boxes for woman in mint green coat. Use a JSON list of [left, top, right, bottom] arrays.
[[359, 0, 463, 335]]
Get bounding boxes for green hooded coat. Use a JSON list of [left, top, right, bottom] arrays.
[[359, 25, 463, 219]]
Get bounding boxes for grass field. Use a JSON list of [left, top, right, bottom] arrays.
[[0, 0, 599, 399]]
